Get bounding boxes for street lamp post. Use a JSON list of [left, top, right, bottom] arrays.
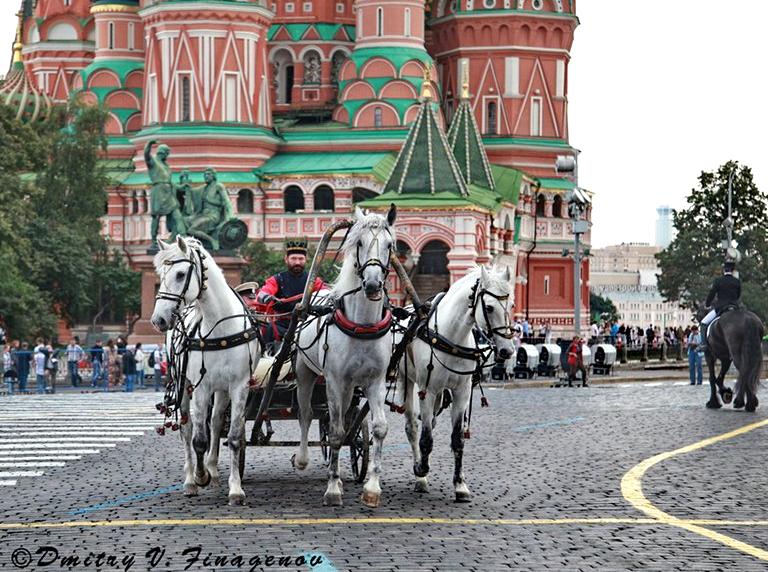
[[556, 155, 589, 336]]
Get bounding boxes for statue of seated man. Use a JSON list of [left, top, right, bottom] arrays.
[[181, 168, 234, 251]]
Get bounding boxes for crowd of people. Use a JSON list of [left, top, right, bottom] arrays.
[[1, 334, 167, 395]]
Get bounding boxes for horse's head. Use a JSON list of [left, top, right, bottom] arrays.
[[472, 266, 515, 361], [151, 235, 207, 332], [342, 204, 397, 301]]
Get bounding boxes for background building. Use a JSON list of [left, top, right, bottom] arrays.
[[591, 243, 693, 329], [655, 205, 673, 248], [4, 0, 589, 338]]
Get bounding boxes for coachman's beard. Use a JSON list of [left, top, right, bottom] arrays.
[[289, 264, 305, 276]]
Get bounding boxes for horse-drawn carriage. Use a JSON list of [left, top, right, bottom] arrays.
[[151, 209, 515, 507]]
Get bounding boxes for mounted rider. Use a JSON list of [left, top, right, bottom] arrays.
[[699, 260, 741, 351], [257, 239, 326, 345]]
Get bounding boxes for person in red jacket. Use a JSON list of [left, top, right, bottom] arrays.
[[567, 335, 588, 387], [257, 239, 326, 345]]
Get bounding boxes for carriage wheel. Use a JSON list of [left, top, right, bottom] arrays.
[[319, 414, 330, 464], [349, 419, 370, 484]]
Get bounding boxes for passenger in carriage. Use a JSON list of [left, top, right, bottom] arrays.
[[257, 239, 327, 346]]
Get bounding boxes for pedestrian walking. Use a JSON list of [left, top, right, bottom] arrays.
[[90, 340, 106, 387], [2, 344, 16, 394], [567, 336, 588, 387], [66, 338, 84, 387], [687, 325, 703, 385], [122, 345, 136, 392], [45, 344, 59, 393], [33, 345, 47, 394], [152, 344, 164, 391], [14, 342, 31, 393], [105, 339, 120, 389], [134, 343, 146, 389]]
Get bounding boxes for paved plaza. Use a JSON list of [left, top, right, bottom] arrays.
[[0, 381, 767, 571]]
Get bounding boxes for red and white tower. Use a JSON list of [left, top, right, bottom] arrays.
[[135, 0, 278, 172], [22, 0, 94, 101]]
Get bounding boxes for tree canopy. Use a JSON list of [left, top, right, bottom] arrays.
[[0, 103, 140, 342], [657, 161, 768, 322]]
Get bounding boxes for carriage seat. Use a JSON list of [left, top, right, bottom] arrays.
[[250, 356, 292, 388]]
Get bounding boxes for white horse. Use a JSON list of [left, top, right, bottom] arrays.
[[151, 236, 260, 506], [397, 266, 514, 502], [293, 206, 397, 507]]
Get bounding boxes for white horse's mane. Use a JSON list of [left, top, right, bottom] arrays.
[[330, 213, 394, 297]]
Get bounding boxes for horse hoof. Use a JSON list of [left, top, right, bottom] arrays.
[[454, 491, 472, 503], [746, 398, 758, 413], [323, 492, 343, 507], [706, 400, 722, 409], [722, 388, 733, 404], [291, 453, 309, 471], [361, 491, 381, 508], [413, 462, 429, 478], [183, 484, 199, 496], [228, 494, 246, 506], [414, 478, 429, 493], [195, 470, 211, 488], [734, 397, 745, 409]]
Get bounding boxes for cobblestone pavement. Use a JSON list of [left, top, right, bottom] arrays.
[[0, 380, 767, 571]]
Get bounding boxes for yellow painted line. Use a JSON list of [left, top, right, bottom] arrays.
[[622, 418, 768, 561], [1, 515, 768, 530]]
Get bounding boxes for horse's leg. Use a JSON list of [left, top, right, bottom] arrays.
[[192, 388, 212, 487], [451, 382, 472, 503], [718, 358, 733, 405], [323, 380, 353, 506], [180, 381, 198, 496], [404, 373, 426, 492], [740, 347, 760, 412], [414, 389, 437, 478], [293, 358, 315, 471], [705, 353, 722, 409], [226, 381, 249, 506], [205, 390, 229, 487], [361, 379, 389, 508]]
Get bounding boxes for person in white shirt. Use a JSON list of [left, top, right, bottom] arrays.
[[33, 347, 47, 394], [153, 345, 164, 392], [687, 325, 703, 385], [134, 343, 146, 389], [66, 338, 84, 388]]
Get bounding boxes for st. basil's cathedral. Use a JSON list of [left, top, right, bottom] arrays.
[[1, 0, 590, 339]]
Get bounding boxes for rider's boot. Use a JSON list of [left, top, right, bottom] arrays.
[[699, 322, 708, 353]]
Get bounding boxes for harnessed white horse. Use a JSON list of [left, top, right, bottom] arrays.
[[293, 206, 397, 507], [151, 236, 261, 506], [396, 266, 514, 502]]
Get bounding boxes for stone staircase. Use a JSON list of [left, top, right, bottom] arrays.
[[411, 273, 451, 301]]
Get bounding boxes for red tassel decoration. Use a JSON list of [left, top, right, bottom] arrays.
[[180, 414, 189, 425], [156, 426, 165, 436], [463, 430, 471, 439], [481, 396, 489, 408]]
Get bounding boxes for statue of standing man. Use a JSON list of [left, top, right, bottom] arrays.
[[144, 140, 186, 248]]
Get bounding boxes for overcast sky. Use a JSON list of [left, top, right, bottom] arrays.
[[2, 1, 766, 248]]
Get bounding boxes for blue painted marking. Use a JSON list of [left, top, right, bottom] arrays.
[[303, 552, 338, 571], [511, 417, 585, 433], [68, 484, 183, 515]]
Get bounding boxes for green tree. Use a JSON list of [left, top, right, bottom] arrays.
[[80, 243, 141, 329], [657, 161, 768, 321], [590, 292, 619, 323]]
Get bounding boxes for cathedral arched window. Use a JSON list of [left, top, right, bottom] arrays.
[[330, 51, 347, 86], [418, 241, 450, 275], [313, 185, 335, 212], [180, 75, 192, 122], [108, 22, 115, 50], [552, 195, 563, 218], [536, 194, 546, 217], [485, 100, 498, 135], [284, 186, 305, 213], [376, 7, 384, 37], [374, 107, 383, 128], [237, 189, 254, 214]]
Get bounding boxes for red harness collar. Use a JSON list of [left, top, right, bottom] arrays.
[[333, 308, 393, 339]]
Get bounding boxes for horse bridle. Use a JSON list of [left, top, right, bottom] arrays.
[[155, 247, 208, 319], [353, 226, 393, 280], [469, 279, 514, 341]]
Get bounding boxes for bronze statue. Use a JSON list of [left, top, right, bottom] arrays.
[[180, 168, 235, 251], [144, 140, 186, 247]]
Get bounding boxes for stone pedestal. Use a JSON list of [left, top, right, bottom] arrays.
[[129, 252, 246, 345]]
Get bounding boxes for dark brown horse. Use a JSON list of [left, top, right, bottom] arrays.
[[702, 308, 765, 412]]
